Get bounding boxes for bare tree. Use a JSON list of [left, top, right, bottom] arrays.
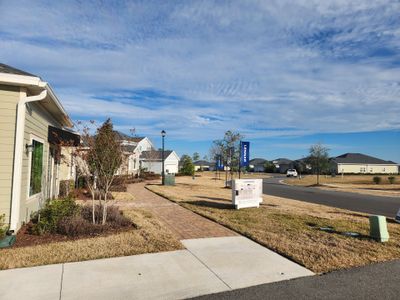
[[72, 120, 98, 224], [307, 143, 330, 185]]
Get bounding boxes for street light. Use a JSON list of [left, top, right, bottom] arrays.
[[161, 130, 166, 185]]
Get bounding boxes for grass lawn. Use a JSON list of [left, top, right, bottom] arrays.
[[147, 173, 400, 274], [0, 209, 183, 270], [285, 175, 400, 197]]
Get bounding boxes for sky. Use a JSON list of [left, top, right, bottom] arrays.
[[1, 0, 399, 161]]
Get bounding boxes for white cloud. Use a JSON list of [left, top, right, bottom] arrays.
[[0, 0, 399, 142]]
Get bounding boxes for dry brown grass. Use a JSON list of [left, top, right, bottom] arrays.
[[147, 174, 400, 274], [285, 175, 400, 197], [0, 209, 183, 270]]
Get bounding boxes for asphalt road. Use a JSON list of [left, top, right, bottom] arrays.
[[191, 259, 400, 300], [262, 176, 400, 218]]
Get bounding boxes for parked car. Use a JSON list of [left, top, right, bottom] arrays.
[[286, 169, 298, 177]]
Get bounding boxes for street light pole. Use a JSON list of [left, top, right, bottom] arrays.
[[161, 130, 166, 185]]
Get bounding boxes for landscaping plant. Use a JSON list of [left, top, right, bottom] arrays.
[[373, 176, 382, 184], [388, 176, 396, 184], [307, 143, 330, 185], [0, 214, 7, 239], [180, 155, 195, 176]]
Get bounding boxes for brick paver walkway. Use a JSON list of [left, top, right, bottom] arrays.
[[124, 183, 236, 240]]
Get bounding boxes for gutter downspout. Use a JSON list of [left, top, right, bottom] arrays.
[[9, 87, 47, 233]]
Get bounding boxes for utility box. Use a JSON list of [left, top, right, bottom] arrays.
[[369, 215, 389, 242], [164, 174, 175, 186], [232, 179, 263, 209]]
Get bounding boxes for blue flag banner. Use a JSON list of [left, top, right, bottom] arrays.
[[240, 141, 250, 167], [216, 155, 224, 170]]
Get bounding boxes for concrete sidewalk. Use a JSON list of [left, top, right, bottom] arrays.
[[0, 236, 313, 300]]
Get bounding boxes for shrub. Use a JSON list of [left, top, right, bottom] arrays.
[[30, 197, 80, 235], [58, 206, 133, 237], [180, 155, 195, 176], [0, 214, 8, 239], [373, 176, 382, 184], [81, 205, 132, 227], [388, 176, 396, 184]]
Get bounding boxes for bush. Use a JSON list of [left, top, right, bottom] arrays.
[[0, 214, 8, 239], [180, 155, 195, 176], [58, 206, 133, 237], [30, 197, 80, 235], [81, 205, 132, 227], [373, 176, 382, 184], [388, 176, 396, 184]]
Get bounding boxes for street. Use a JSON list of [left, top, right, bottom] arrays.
[[263, 175, 400, 218]]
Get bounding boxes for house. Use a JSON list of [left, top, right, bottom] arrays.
[[140, 150, 180, 174], [115, 132, 154, 175], [272, 158, 293, 173], [0, 63, 77, 232], [331, 153, 399, 174], [193, 160, 213, 171], [249, 158, 266, 172]]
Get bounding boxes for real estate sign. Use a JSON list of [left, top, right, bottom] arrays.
[[232, 179, 262, 209], [240, 141, 250, 167]]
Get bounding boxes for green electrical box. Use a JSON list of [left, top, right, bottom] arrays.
[[369, 215, 389, 242], [164, 174, 175, 186]]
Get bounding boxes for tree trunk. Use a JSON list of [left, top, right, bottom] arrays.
[[102, 190, 107, 225], [92, 191, 95, 224]]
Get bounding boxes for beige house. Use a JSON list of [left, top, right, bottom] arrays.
[[332, 153, 399, 174], [0, 63, 76, 233]]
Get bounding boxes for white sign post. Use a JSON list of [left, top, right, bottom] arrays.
[[232, 179, 263, 209]]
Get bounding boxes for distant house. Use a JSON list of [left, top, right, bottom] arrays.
[[0, 63, 78, 232], [140, 150, 180, 174], [114, 132, 154, 175], [331, 153, 399, 174], [272, 158, 293, 173], [249, 158, 266, 172], [193, 160, 213, 171]]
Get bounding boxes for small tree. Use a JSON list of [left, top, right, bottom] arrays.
[[307, 143, 330, 185], [192, 152, 200, 161], [180, 155, 195, 176], [264, 160, 276, 173], [90, 119, 123, 225]]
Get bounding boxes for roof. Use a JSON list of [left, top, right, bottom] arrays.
[[141, 150, 173, 160], [273, 158, 292, 164], [250, 158, 266, 165], [333, 153, 398, 165], [121, 145, 136, 153], [193, 160, 211, 166], [0, 63, 37, 77], [114, 131, 145, 142]]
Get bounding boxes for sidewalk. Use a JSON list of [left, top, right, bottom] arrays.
[[0, 236, 313, 300], [125, 183, 235, 239]]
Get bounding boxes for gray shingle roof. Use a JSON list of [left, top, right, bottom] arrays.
[[141, 150, 172, 160], [0, 63, 37, 77], [249, 158, 266, 165], [114, 131, 145, 142], [334, 153, 398, 165]]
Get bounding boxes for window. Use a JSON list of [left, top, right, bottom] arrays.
[[29, 140, 44, 196]]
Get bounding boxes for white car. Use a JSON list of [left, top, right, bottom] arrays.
[[286, 169, 298, 177]]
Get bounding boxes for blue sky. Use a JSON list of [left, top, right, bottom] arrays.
[[1, 0, 399, 161]]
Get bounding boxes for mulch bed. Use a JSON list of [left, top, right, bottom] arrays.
[[12, 223, 135, 248]]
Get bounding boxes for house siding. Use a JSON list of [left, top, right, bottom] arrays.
[[0, 85, 19, 224], [18, 100, 63, 228], [336, 164, 398, 174]]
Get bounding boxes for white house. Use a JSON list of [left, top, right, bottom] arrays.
[[140, 150, 180, 174], [115, 133, 154, 175], [331, 153, 399, 174]]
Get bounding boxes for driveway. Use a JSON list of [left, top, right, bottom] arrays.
[[263, 176, 400, 218]]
